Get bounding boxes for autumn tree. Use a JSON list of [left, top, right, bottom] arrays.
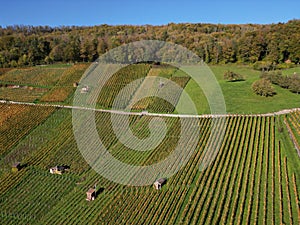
[[289, 74, 300, 94], [64, 35, 81, 62], [80, 37, 98, 62], [0, 20, 300, 67], [252, 78, 276, 97], [224, 70, 244, 82]]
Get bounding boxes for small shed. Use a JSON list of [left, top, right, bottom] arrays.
[[12, 162, 21, 172], [159, 80, 164, 88], [49, 166, 66, 175], [86, 188, 96, 201], [153, 178, 167, 190], [73, 82, 79, 87], [81, 85, 89, 93]]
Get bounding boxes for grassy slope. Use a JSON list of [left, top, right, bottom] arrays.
[[178, 64, 300, 114]]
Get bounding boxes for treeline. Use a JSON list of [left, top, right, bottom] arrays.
[[0, 20, 299, 67]]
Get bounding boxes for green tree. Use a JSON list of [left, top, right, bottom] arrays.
[[252, 78, 276, 97], [49, 45, 64, 62], [18, 54, 29, 66], [238, 31, 266, 63], [64, 35, 81, 62]]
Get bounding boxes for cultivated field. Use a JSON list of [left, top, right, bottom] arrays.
[[0, 64, 89, 103], [0, 104, 299, 224], [0, 63, 299, 224]]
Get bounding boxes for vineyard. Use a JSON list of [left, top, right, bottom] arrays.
[[0, 64, 89, 103], [0, 86, 49, 102], [95, 63, 190, 113], [0, 103, 55, 159], [0, 102, 299, 224], [285, 110, 300, 157], [40, 64, 89, 103], [0, 62, 299, 224], [0, 66, 68, 86]]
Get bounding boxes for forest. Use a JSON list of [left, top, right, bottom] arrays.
[[0, 20, 299, 67]]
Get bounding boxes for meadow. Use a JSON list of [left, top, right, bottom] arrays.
[[176, 65, 300, 114]]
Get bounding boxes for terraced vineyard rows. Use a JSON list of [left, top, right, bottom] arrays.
[[0, 103, 55, 159], [0, 64, 89, 103], [0, 66, 68, 86], [96, 64, 151, 109], [284, 111, 300, 160], [0, 86, 49, 102], [0, 167, 76, 224], [40, 64, 89, 103], [1, 108, 89, 174], [286, 110, 300, 144], [129, 65, 190, 113], [93, 64, 190, 113], [1, 103, 299, 224]]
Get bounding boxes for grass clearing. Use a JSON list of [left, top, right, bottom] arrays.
[[178, 64, 300, 114]]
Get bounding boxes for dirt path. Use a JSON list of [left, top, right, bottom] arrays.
[[0, 99, 299, 118]]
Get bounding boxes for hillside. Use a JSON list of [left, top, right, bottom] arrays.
[[0, 62, 299, 224], [0, 20, 300, 67], [1, 63, 299, 114], [0, 103, 299, 224]]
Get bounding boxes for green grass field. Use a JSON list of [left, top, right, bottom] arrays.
[[210, 65, 300, 114], [176, 64, 300, 114]]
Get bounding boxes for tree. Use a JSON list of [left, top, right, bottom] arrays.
[[252, 78, 276, 97], [220, 40, 236, 63], [0, 20, 300, 67], [260, 70, 291, 89], [238, 31, 266, 63], [253, 61, 275, 71], [64, 35, 81, 62], [224, 70, 244, 82], [49, 45, 64, 62], [289, 74, 300, 94], [18, 54, 29, 66], [97, 38, 108, 55]]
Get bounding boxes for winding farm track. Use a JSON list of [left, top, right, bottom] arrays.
[[0, 99, 299, 118]]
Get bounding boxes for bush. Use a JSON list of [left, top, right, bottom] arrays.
[[261, 70, 300, 91], [260, 70, 292, 88], [224, 70, 244, 82], [252, 78, 276, 97], [253, 61, 275, 71], [253, 61, 296, 71], [260, 71, 276, 83], [276, 63, 296, 70], [289, 74, 300, 94]]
